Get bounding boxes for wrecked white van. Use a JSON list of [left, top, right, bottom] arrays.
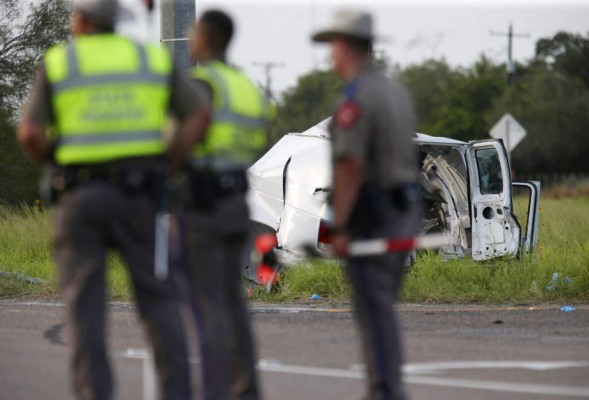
[[244, 119, 540, 281]]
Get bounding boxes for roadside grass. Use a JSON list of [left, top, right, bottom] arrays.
[[0, 204, 56, 298], [251, 259, 349, 303], [401, 250, 588, 303], [106, 253, 134, 301], [401, 196, 589, 303], [1, 197, 588, 304], [251, 197, 589, 304], [0, 204, 132, 299]]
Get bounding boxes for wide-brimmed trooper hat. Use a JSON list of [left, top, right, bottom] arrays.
[[312, 10, 375, 43]]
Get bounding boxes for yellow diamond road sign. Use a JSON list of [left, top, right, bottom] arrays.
[[489, 113, 527, 151]]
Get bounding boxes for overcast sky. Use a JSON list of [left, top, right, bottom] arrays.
[[154, 0, 589, 97]]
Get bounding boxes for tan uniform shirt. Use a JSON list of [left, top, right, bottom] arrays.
[[330, 62, 418, 189]]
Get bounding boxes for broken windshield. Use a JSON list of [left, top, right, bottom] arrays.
[[475, 148, 503, 195]]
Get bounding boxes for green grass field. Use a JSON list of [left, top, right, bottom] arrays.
[[1, 197, 588, 304], [252, 197, 589, 304], [0, 204, 132, 299]]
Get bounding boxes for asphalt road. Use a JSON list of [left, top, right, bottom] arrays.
[[1, 299, 588, 400]]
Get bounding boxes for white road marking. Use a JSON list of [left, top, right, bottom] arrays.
[[258, 359, 363, 379], [0, 300, 64, 307], [257, 360, 589, 397], [405, 375, 589, 397], [7, 300, 589, 397], [404, 361, 589, 374], [122, 349, 589, 398]]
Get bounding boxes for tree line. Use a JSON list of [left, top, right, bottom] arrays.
[[0, 0, 70, 204], [271, 31, 589, 181], [1, 0, 587, 203]]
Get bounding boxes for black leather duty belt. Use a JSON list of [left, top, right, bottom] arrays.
[[186, 168, 248, 210], [41, 165, 164, 203]]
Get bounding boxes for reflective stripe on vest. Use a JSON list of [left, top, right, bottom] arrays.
[[45, 35, 171, 165], [192, 61, 271, 168]]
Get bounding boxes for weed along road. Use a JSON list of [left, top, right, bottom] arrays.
[[1, 300, 589, 400]]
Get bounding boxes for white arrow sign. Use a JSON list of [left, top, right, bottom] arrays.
[[489, 113, 527, 152]]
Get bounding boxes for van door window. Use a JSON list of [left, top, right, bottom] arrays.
[[475, 149, 503, 195]]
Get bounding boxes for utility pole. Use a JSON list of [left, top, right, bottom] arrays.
[[253, 62, 285, 100], [490, 23, 530, 84], [160, 0, 195, 71], [490, 23, 529, 169]]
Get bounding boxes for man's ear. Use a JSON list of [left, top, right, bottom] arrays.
[[200, 29, 212, 49], [72, 11, 91, 35]]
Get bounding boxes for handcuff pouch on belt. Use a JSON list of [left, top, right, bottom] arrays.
[[40, 164, 164, 205], [186, 168, 248, 211]]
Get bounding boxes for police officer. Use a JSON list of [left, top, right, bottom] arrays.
[[182, 9, 271, 400], [312, 10, 420, 400], [17, 0, 210, 399]]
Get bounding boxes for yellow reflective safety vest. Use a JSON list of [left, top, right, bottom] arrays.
[[44, 34, 172, 165], [191, 60, 271, 169]]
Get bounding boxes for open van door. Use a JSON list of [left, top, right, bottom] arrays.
[[466, 140, 521, 260], [512, 181, 541, 253]]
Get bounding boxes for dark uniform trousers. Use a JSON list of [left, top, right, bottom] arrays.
[[53, 182, 191, 400], [182, 192, 260, 400], [346, 191, 421, 400]]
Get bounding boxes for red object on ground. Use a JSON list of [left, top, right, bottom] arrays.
[[257, 263, 280, 286]]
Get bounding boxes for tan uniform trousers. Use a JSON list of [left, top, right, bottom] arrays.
[[346, 196, 421, 400], [54, 182, 191, 400]]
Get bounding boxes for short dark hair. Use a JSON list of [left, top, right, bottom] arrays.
[[200, 10, 234, 53], [78, 10, 115, 33]]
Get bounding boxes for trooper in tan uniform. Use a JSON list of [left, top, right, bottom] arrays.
[[17, 0, 209, 398], [312, 10, 421, 400]]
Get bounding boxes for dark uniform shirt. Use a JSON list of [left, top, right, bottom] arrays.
[[329, 62, 418, 189]]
